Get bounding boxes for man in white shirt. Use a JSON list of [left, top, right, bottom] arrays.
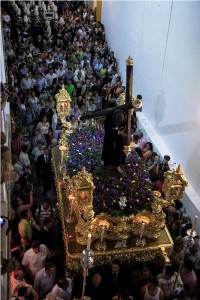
[[19, 145, 31, 169], [20, 73, 33, 92], [74, 64, 85, 77], [81, 56, 91, 69], [22, 241, 52, 279], [74, 70, 85, 95], [45, 68, 58, 86], [2, 11, 11, 25], [32, 140, 45, 162], [56, 64, 66, 77], [157, 265, 184, 300]]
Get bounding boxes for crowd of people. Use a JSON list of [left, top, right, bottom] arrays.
[[1, 1, 200, 299]]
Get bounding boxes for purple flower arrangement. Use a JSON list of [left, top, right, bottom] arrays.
[[66, 128, 154, 217], [66, 127, 104, 176]]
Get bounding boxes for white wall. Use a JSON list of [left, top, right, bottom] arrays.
[[102, 1, 200, 232]]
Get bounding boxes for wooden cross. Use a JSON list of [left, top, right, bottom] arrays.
[[81, 56, 137, 147]]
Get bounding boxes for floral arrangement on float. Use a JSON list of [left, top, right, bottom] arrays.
[[66, 127, 154, 217]]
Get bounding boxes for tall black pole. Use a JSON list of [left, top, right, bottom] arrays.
[[125, 56, 134, 146]]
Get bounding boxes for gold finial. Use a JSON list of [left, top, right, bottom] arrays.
[[126, 56, 134, 66]]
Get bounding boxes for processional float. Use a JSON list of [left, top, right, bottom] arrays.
[[52, 57, 189, 275]]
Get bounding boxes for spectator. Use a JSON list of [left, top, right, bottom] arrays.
[[102, 259, 128, 299], [36, 147, 53, 194], [185, 240, 200, 275], [39, 102, 54, 125], [157, 265, 184, 299], [38, 219, 55, 251], [72, 272, 104, 300], [36, 116, 50, 144], [27, 90, 39, 113], [51, 277, 71, 300], [85, 98, 97, 113], [33, 262, 56, 299], [12, 154, 31, 180], [10, 269, 27, 296], [11, 189, 33, 218], [140, 278, 164, 300], [18, 210, 39, 248], [92, 91, 102, 110], [168, 221, 180, 241], [22, 241, 53, 280], [159, 155, 171, 182], [19, 145, 31, 170], [45, 68, 58, 87], [39, 88, 50, 101], [56, 63, 66, 77], [64, 66, 74, 81], [11, 132, 24, 156], [2, 10, 11, 26], [165, 205, 180, 228], [35, 200, 57, 227], [180, 257, 197, 298], [20, 73, 33, 94], [142, 142, 153, 161], [147, 154, 160, 183], [48, 95, 56, 109], [31, 129, 47, 149], [70, 115, 79, 131], [129, 265, 153, 299], [74, 69, 85, 96], [70, 104, 82, 120], [65, 79, 75, 96], [21, 104, 36, 137], [12, 284, 39, 300], [169, 236, 184, 271]]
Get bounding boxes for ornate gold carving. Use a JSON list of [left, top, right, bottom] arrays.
[[118, 93, 126, 105], [118, 93, 142, 110], [162, 164, 188, 206], [132, 98, 142, 109], [160, 246, 171, 265], [123, 145, 132, 157], [71, 167, 95, 191], [55, 85, 72, 132], [126, 56, 134, 66]]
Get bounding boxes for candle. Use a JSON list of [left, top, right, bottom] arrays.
[[140, 222, 145, 239], [87, 233, 92, 250], [100, 226, 105, 243]]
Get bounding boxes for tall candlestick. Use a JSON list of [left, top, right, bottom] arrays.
[[87, 233, 92, 251], [140, 222, 145, 239], [100, 226, 105, 243]]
